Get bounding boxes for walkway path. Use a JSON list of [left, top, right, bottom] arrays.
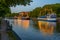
[[0, 19, 9, 40]]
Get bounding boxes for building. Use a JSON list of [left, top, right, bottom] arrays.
[[14, 12, 30, 19], [19, 12, 29, 17]]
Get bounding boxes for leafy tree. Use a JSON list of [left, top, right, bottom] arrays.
[[0, 0, 32, 17], [43, 3, 60, 17], [0, 3, 10, 17], [0, 0, 32, 7], [29, 7, 41, 18], [5, 13, 19, 17], [29, 3, 60, 18]]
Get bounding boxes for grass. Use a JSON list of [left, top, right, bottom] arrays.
[[7, 31, 18, 40]]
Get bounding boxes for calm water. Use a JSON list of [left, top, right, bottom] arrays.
[[6, 19, 60, 40]]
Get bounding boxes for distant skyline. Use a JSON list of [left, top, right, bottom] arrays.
[[10, 0, 60, 13]]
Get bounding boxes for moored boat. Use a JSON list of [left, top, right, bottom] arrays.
[[37, 13, 56, 22], [21, 17, 30, 20]]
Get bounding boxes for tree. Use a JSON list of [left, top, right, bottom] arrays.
[[0, 0, 32, 7], [0, 3, 11, 17], [0, 0, 32, 17], [29, 3, 60, 18], [29, 7, 42, 18], [43, 3, 60, 15], [5, 13, 18, 17]]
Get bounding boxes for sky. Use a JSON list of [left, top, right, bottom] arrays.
[[10, 0, 60, 13]]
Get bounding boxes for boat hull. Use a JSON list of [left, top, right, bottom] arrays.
[[21, 18, 30, 20], [37, 18, 56, 22]]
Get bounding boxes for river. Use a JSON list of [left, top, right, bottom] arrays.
[[5, 19, 60, 40]]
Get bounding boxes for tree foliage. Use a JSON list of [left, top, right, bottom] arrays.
[[5, 13, 19, 17], [29, 3, 60, 18], [29, 7, 42, 18], [0, 0, 32, 7], [43, 3, 60, 17], [0, 0, 32, 17], [0, 3, 10, 17]]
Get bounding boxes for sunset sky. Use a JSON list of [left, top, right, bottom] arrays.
[[10, 0, 60, 13]]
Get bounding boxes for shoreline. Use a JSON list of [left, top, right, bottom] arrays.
[[0, 19, 21, 40]]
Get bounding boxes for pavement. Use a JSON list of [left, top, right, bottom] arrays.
[[0, 19, 9, 40]]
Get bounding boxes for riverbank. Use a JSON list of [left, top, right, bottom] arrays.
[[7, 30, 21, 40], [0, 19, 9, 40], [0, 19, 21, 40]]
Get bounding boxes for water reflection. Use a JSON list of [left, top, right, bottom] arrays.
[[14, 19, 29, 29], [7, 19, 60, 40], [14, 19, 22, 26], [22, 20, 29, 29], [38, 21, 56, 35]]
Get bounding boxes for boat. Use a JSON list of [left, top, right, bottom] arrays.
[[37, 13, 56, 22], [21, 17, 30, 20]]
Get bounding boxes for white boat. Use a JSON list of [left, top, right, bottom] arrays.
[[37, 13, 56, 22]]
